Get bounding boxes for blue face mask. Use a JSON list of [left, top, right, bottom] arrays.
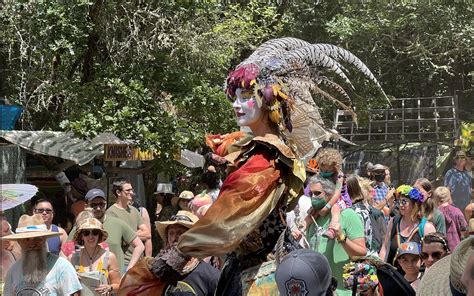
[[319, 171, 334, 178]]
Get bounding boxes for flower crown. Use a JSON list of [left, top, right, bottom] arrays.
[[396, 184, 424, 203]]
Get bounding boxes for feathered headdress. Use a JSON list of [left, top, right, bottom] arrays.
[[225, 37, 387, 162]]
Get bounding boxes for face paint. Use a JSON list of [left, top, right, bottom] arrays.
[[233, 88, 262, 128]]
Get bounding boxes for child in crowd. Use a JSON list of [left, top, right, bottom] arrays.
[[397, 242, 423, 290]]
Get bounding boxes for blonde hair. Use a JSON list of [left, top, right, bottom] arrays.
[[315, 148, 343, 169], [433, 186, 451, 204]]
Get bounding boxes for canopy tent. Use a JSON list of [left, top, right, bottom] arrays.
[[0, 130, 123, 166]]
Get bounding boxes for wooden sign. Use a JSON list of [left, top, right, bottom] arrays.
[[104, 144, 154, 161]]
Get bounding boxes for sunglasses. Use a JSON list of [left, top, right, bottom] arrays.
[[170, 215, 193, 222], [399, 198, 410, 206], [311, 191, 324, 198], [34, 208, 53, 214], [82, 229, 100, 237], [90, 202, 106, 209], [420, 251, 444, 260]]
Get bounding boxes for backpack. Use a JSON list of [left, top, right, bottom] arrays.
[[368, 206, 386, 253]]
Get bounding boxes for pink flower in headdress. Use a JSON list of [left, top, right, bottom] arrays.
[[225, 63, 260, 97]]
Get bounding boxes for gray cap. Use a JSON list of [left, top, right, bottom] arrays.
[[397, 242, 420, 258], [85, 188, 106, 201], [371, 164, 387, 172], [275, 249, 331, 296]]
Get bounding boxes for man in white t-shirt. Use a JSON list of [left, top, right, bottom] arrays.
[[2, 214, 82, 295]]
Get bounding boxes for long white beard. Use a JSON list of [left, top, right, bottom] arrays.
[[22, 245, 48, 287]]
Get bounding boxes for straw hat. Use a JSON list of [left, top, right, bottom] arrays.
[[155, 210, 198, 241], [73, 218, 109, 244], [171, 191, 194, 208], [1, 214, 62, 240], [418, 237, 474, 296]]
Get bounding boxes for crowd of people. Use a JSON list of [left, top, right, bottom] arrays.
[[1, 37, 473, 295]]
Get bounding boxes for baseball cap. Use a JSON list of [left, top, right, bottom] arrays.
[[371, 164, 387, 173], [455, 150, 467, 158], [397, 242, 420, 258], [85, 188, 106, 201], [275, 249, 331, 296]]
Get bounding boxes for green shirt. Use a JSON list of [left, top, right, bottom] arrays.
[[431, 208, 447, 234], [68, 215, 136, 275], [307, 208, 365, 296], [106, 204, 144, 266]]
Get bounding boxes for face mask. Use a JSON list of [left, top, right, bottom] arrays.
[[311, 198, 326, 211], [319, 171, 334, 178], [374, 174, 385, 182]]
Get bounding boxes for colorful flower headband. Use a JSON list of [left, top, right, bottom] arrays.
[[396, 185, 425, 203]]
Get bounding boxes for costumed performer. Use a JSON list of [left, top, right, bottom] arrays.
[[118, 37, 387, 295]]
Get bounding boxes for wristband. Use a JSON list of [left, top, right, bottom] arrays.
[[325, 203, 332, 209]]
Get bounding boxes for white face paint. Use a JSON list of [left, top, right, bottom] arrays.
[[232, 88, 262, 128]]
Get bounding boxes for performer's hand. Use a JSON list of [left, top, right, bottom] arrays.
[[292, 229, 303, 240]]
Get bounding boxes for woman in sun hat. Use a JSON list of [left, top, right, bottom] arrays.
[[68, 218, 120, 295]]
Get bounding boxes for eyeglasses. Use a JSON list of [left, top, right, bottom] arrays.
[[311, 191, 324, 198], [90, 202, 106, 209], [82, 229, 100, 237], [420, 251, 444, 260], [170, 215, 193, 222], [34, 208, 53, 214], [456, 156, 466, 160]]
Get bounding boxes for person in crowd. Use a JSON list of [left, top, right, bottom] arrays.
[[69, 217, 120, 295], [154, 183, 176, 223], [1, 217, 21, 260], [444, 150, 472, 210], [287, 190, 312, 248], [68, 188, 145, 274], [433, 186, 467, 251], [2, 214, 82, 295], [396, 242, 423, 290], [131, 200, 153, 256], [306, 175, 366, 295], [463, 189, 474, 220], [313, 148, 352, 240], [414, 178, 446, 234], [32, 199, 68, 255], [371, 164, 394, 208], [201, 165, 221, 202], [121, 210, 220, 295], [106, 178, 151, 271], [417, 237, 474, 296], [380, 185, 436, 266], [190, 192, 213, 219], [61, 209, 109, 258], [172, 190, 194, 213], [1, 219, 17, 284], [346, 175, 383, 256], [275, 249, 337, 296], [420, 232, 450, 269]]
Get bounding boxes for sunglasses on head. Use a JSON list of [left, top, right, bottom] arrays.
[[170, 215, 192, 223], [420, 251, 444, 260], [82, 229, 100, 237]]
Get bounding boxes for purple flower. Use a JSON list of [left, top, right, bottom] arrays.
[[408, 188, 424, 203]]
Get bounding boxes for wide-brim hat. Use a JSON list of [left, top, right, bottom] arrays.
[[418, 237, 474, 296], [155, 210, 198, 241], [73, 217, 109, 244], [171, 191, 194, 208], [1, 214, 62, 241]]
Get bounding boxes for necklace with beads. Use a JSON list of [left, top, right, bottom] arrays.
[[83, 246, 99, 272]]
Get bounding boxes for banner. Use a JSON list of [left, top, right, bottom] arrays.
[[104, 144, 154, 161]]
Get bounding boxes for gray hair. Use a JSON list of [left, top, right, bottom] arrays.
[[308, 175, 336, 196]]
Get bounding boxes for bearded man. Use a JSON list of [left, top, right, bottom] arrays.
[[2, 214, 82, 295]]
